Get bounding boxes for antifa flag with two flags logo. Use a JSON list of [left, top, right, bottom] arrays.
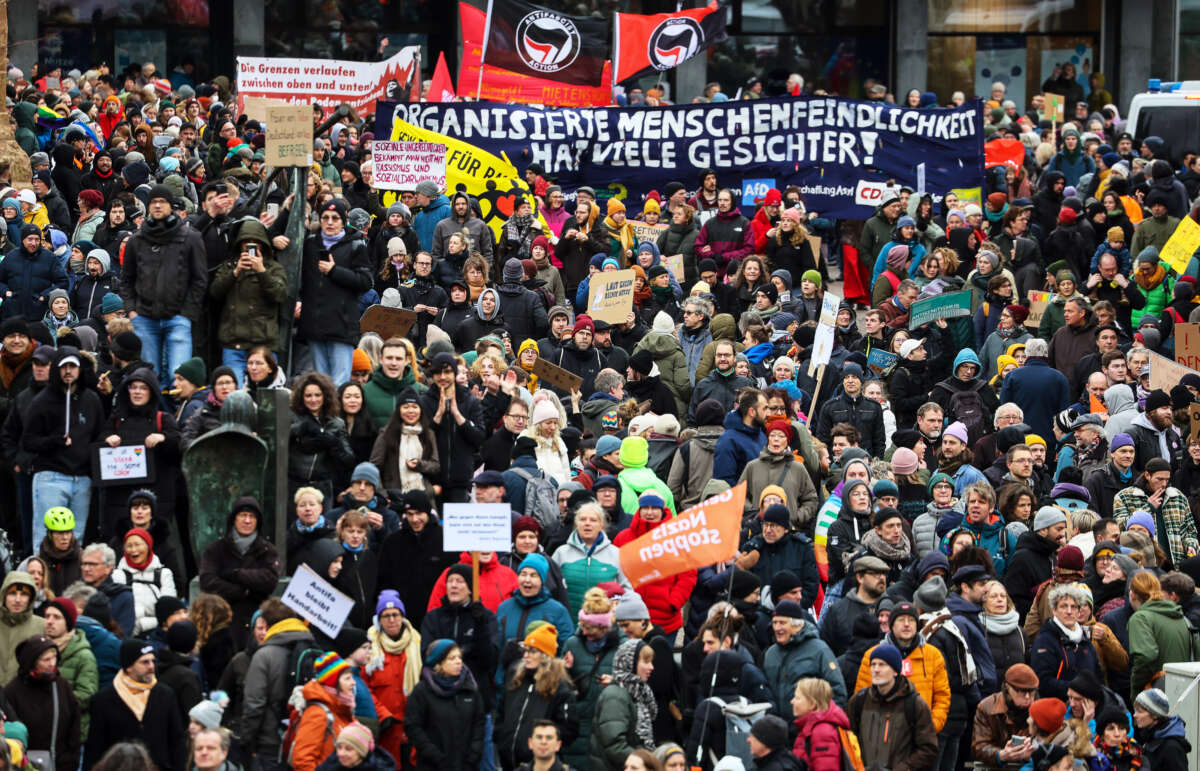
[[483, 0, 610, 86], [613, 2, 727, 83]]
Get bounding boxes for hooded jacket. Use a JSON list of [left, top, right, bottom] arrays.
[[418, 383, 485, 489], [299, 229, 374, 345], [453, 287, 507, 350], [69, 250, 120, 321], [197, 497, 282, 648], [495, 279, 549, 345], [0, 237, 69, 321], [119, 213, 208, 321], [290, 678, 355, 771], [847, 676, 938, 771], [1103, 384, 1139, 440], [793, 703, 853, 771], [209, 220, 289, 349], [633, 329, 691, 413], [5, 634, 82, 771], [0, 572, 46, 684], [413, 194, 451, 253], [22, 350, 104, 476], [240, 619, 317, 756], [666, 424, 724, 508], [1128, 598, 1193, 698]]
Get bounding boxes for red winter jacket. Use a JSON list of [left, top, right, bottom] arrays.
[[612, 511, 698, 633], [426, 552, 519, 613], [751, 207, 778, 254], [793, 703, 853, 771]]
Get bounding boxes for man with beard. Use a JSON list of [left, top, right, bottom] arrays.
[[936, 421, 987, 497], [1072, 326, 1122, 391], [625, 349, 676, 417], [1084, 431, 1136, 518], [85, 639, 186, 770], [971, 664, 1040, 768], [1004, 505, 1068, 620], [713, 388, 768, 487], [590, 320, 628, 375], [81, 150, 122, 204], [688, 168, 720, 218], [1128, 389, 1184, 473], [853, 601, 951, 732], [688, 340, 754, 425], [914, 403, 943, 470], [820, 554, 889, 655], [859, 193, 904, 288], [1085, 254, 1145, 333], [70, 248, 120, 322], [399, 250, 447, 346], [33, 168, 72, 232], [433, 191, 493, 265]]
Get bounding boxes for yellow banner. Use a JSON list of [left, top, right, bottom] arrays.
[[386, 115, 546, 241], [1160, 216, 1200, 276]]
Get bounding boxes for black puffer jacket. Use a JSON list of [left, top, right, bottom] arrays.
[[419, 598, 500, 709], [494, 281, 548, 344], [419, 384, 485, 489], [287, 412, 355, 501], [496, 674, 579, 770], [299, 230, 373, 345], [119, 214, 209, 320], [197, 497, 282, 648], [22, 348, 105, 475], [405, 668, 486, 771]]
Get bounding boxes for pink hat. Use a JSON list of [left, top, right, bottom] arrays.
[[532, 399, 559, 425], [780, 208, 802, 224], [336, 722, 374, 757], [891, 447, 920, 476], [943, 421, 970, 445]]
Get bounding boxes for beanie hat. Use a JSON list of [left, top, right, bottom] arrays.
[[619, 436, 650, 469], [595, 434, 622, 457], [532, 399, 559, 426], [1056, 545, 1084, 572], [513, 516, 543, 538], [174, 357, 206, 388], [523, 624, 558, 657], [447, 563, 473, 589], [1145, 389, 1171, 412], [1107, 226, 1125, 242], [647, 264, 669, 281], [120, 638, 155, 669], [1135, 688, 1170, 719], [889, 602, 919, 627], [1033, 506, 1066, 532], [1068, 669, 1104, 707], [773, 600, 805, 619], [607, 198, 626, 215], [1005, 304, 1029, 326], [155, 596, 187, 627], [723, 569, 760, 601], [891, 448, 919, 476], [769, 570, 801, 601], [1107, 432, 1133, 452], [762, 503, 791, 529], [886, 245, 909, 270], [613, 593, 650, 621], [749, 714, 790, 752], [334, 626, 370, 658], [1029, 697, 1067, 734], [1128, 510, 1157, 537], [100, 293, 124, 315], [869, 643, 904, 674], [315, 651, 350, 686], [350, 461, 381, 488], [872, 479, 899, 499], [352, 348, 372, 373], [1057, 207, 1076, 225], [801, 269, 822, 288], [765, 417, 793, 443], [111, 331, 143, 360], [943, 421, 969, 445], [695, 399, 725, 427], [376, 589, 405, 618], [873, 507, 902, 527], [518, 553, 550, 584], [638, 492, 665, 511], [503, 258, 525, 282], [572, 314, 595, 335], [336, 722, 375, 758], [927, 472, 953, 494], [414, 180, 440, 198], [46, 597, 78, 630], [189, 699, 224, 730], [167, 619, 199, 653], [914, 575, 948, 612]]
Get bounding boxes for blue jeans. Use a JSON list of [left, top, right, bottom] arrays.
[[478, 712, 496, 771], [132, 314, 193, 381], [31, 471, 90, 547], [222, 348, 249, 386], [309, 341, 353, 385]]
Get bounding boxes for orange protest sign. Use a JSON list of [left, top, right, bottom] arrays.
[[618, 482, 746, 588]]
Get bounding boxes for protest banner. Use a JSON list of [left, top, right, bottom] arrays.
[[866, 348, 898, 376], [587, 269, 636, 324], [531, 357, 583, 393], [631, 221, 667, 245], [1177, 323, 1200, 371], [282, 564, 355, 639], [92, 444, 153, 486], [265, 104, 312, 167], [241, 96, 292, 122], [909, 290, 973, 329], [458, 1, 612, 107], [442, 503, 513, 552], [1159, 216, 1200, 276], [378, 95, 985, 219], [618, 482, 745, 588], [236, 46, 419, 119], [376, 103, 549, 240], [1026, 290, 1051, 329], [1148, 350, 1200, 392], [372, 141, 447, 191], [662, 254, 685, 282], [360, 305, 416, 340]]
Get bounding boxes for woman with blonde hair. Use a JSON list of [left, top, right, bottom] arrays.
[[791, 677, 851, 771], [981, 580, 1024, 675], [524, 392, 572, 485], [765, 209, 816, 278], [189, 593, 235, 687], [357, 333, 384, 371], [1128, 570, 1192, 696], [497, 623, 579, 770], [470, 351, 508, 385], [562, 586, 622, 768]]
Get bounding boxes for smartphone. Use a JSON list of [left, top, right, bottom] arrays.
[[267, 203, 279, 217], [1009, 737, 1026, 747], [247, 245, 258, 258]]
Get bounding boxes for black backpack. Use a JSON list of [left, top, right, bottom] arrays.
[[284, 639, 325, 694], [947, 387, 987, 446]]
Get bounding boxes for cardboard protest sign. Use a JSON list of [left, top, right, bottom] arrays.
[[618, 483, 745, 588], [631, 221, 667, 246], [908, 290, 972, 329], [282, 564, 355, 639], [1190, 404, 1200, 445], [809, 291, 842, 376], [241, 96, 292, 121], [265, 104, 313, 167], [1044, 93, 1066, 121], [360, 305, 417, 340], [662, 254, 685, 282], [1160, 216, 1200, 276], [1148, 350, 1200, 392], [866, 348, 898, 376], [372, 140, 447, 192], [442, 503, 513, 552], [92, 444, 153, 487], [1026, 290, 1051, 329], [1176, 323, 1200, 371], [531, 357, 583, 394], [807, 236, 822, 268], [587, 269, 636, 324]]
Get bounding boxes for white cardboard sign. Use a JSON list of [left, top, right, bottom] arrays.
[[442, 503, 513, 553], [281, 564, 355, 639], [372, 140, 447, 191]]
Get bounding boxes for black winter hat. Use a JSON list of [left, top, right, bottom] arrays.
[[0, 317, 29, 340], [167, 619, 199, 653], [120, 638, 155, 669], [111, 331, 143, 360], [628, 349, 654, 376], [694, 399, 726, 427], [146, 184, 175, 205], [155, 595, 187, 627], [447, 563, 473, 589], [749, 714, 790, 751], [511, 435, 538, 460], [334, 626, 370, 658], [729, 569, 761, 600], [321, 198, 349, 224], [769, 570, 801, 600]]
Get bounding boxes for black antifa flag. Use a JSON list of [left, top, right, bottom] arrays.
[[483, 0, 609, 86]]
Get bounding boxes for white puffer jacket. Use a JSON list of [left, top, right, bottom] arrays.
[[112, 554, 177, 634]]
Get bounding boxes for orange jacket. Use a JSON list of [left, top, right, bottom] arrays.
[[291, 680, 354, 771], [855, 639, 951, 731]]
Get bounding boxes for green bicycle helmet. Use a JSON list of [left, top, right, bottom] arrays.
[[43, 507, 76, 532]]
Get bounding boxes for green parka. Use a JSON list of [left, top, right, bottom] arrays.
[[633, 331, 692, 415], [0, 572, 46, 685], [209, 220, 289, 350], [1128, 599, 1193, 699], [58, 629, 99, 735], [695, 314, 746, 382]]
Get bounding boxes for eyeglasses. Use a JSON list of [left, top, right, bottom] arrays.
[[81, 561, 105, 567], [507, 414, 528, 422], [319, 214, 341, 221]]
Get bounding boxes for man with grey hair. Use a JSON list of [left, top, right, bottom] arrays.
[[1001, 336, 1070, 440], [192, 727, 232, 771], [678, 297, 714, 382], [79, 544, 136, 637]]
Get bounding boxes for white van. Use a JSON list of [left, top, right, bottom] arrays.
[[1126, 79, 1200, 165]]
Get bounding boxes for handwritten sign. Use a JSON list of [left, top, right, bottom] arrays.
[[662, 253, 685, 282], [1190, 404, 1200, 445], [908, 290, 972, 330], [282, 564, 355, 639], [442, 503, 513, 552], [587, 269, 636, 324], [1043, 93, 1065, 121], [372, 140, 448, 192], [1177, 323, 1200, 372], [531, 356, 584, 394], [1027, 290, 1051, 329], [1148, 350, 1200, 392], [265, 104, 313, 167], [241, 96, 292, 122], [360, 305, 417, 340], [92, 444, 153, 487], [808, 290, 842, 376], [866, 348, 898, 376], [1159, 216, 1200, 276], [631, 221, 667, 247]]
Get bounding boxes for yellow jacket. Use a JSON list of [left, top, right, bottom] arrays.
[[856, 639, 951, 731]]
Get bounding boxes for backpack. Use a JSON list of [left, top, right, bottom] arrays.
[[121, 567, 164, 592], [509, 466, 560, 529], [705, 696, 772, 768], [805, 726, 867, 771], [277, 641, 332, 762], [284, 639, 326, 694], [946, 387, 987, 446], [279, 694, 334, 765]]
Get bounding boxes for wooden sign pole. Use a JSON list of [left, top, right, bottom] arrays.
[[472, 551, 481, 602]]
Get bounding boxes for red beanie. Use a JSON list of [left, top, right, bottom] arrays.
[[573, 314, 595, 335], [1058, 207, 1076, 225], [124, 527, 154, 551], [1029, 698, 1066, 734]]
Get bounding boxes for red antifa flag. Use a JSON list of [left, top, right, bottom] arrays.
[[483, 0, 610, 86], [613, 2, 727, 84]]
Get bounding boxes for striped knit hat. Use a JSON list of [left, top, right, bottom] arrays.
[[314, 651, 349, 687]]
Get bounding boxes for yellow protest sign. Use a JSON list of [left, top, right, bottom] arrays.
[[1159, 216, 1200, 276], [385, 112, 547, 241]]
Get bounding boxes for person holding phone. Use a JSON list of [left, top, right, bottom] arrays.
[[208, 218, 288, 381]]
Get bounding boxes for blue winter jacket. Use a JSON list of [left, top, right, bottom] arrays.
[[0, 243, 69, 320], [412, 194, 451, 252], [712, 411, 765, 486], [944, 593, 997, 694], [76, 615, 121, 689], [1029, 616, 1101, 700]]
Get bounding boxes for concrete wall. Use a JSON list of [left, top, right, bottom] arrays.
[[893, 0, 928, 94]]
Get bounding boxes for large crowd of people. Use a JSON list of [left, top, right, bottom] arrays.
[[0, 59, 1196, 771]]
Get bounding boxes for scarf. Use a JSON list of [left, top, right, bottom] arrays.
[[605, 216, 635, 253], [297, 515, 326, 534], [861, 529, 912, 562], [321, 230, 345, 250], [994, 324, 1019, 340], [114, 671, 156, 720], [1052, 616, 1084, 643], [651, 284, 674, 305], [1134, 263, 1167, 291], [125, 551, 153, 572], [612, 640, 656, 749], [398, 425, 426, 491], [0, 343, 35, 389], [468, 278, 485, 301], [366, 622, 422, 693], [633, 284, 652, 307], [1094, 735, 1142, 768], [982, 608, 1020, 635], [231, 530, 257, 556], [323, 683, 356, 709], [141, 214, 183, 246], [424, 664, 477, 698]]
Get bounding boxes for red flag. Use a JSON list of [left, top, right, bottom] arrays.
[[613, 2, 727, 84], [428, 52, 456, 102], [985, 137, 1026, 170]]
